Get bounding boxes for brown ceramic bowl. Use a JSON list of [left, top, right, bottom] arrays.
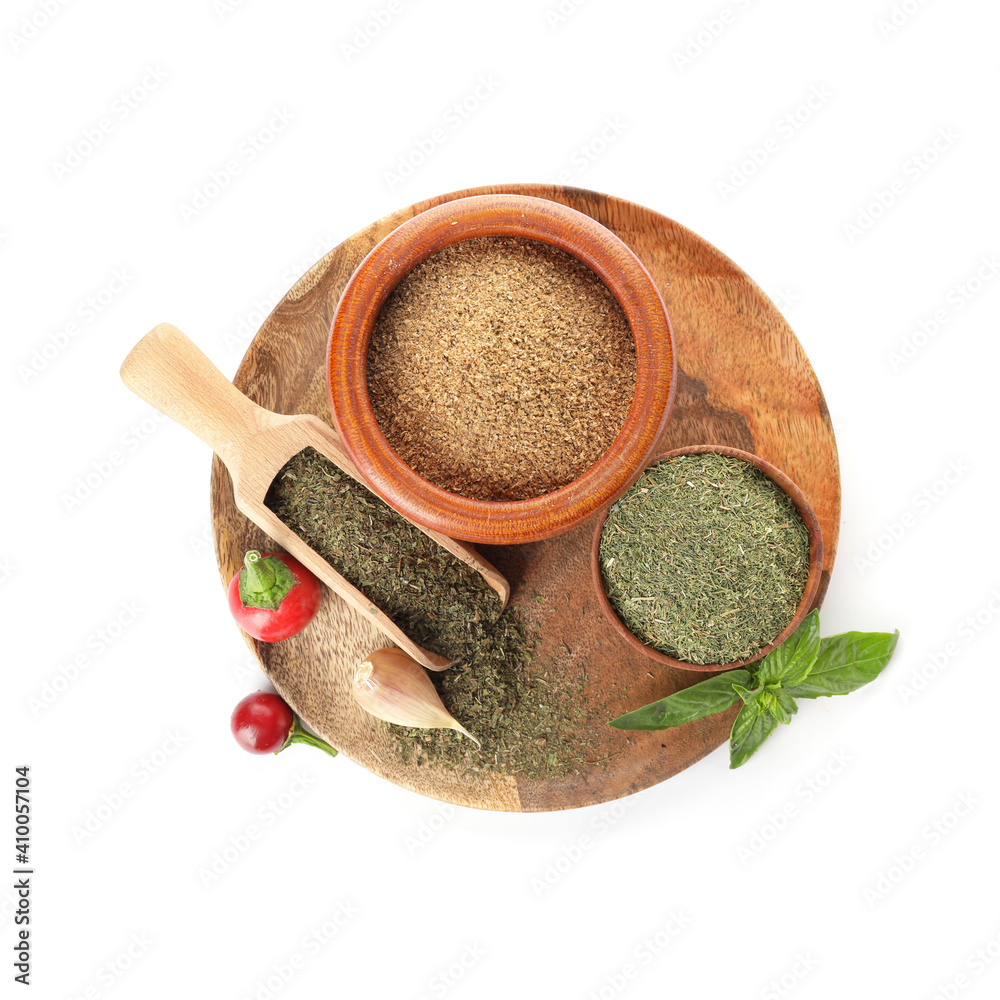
[[591, 445, 824, 671], [327, 193, 675, 545]]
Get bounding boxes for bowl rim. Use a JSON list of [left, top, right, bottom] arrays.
[[326, 192, 676, 545], [590, 444, 825, 672]]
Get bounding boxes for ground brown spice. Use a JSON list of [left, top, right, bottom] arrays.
[[367, 236, 637, 502]]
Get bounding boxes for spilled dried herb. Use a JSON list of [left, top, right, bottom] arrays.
[[265, 447, 608, 779], [390, 643, 610, 781], [599, 452, 811, 664]]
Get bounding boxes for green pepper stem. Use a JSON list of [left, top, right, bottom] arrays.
[[238, 550, 298, 611], [242, 550, 275, 593], [276, 718, 339, 758]]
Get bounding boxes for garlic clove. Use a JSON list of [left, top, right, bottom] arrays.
[[354, 648, 481, 749]]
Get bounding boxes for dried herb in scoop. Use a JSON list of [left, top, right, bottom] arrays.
[[265, 447, 501, 659], [265, 447, 607, 779]]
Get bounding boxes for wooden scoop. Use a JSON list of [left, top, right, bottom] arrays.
[[120, 323, 509, 670]]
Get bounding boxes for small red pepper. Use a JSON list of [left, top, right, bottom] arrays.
[[227, 550, 321, 642], [231, 691, 338, 757]]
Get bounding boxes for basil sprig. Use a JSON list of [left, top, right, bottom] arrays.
[[609, 611, 899, 768]]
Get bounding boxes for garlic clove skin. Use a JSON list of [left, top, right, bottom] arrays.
[[354, 648, 481, 749]]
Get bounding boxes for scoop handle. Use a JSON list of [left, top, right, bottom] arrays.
[[120, 323, 262, 470]]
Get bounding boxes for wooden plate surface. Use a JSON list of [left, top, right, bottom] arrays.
[[210, 183, 840, 812]]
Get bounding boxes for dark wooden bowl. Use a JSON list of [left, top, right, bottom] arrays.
[[327, 193, 675, 545], [591, 445, 825, 672]]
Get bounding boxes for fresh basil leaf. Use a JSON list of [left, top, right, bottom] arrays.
[[784, 630, 899, 698], [609, 669, 752, 731], [729, 703, 778, 768], [729, 698, 761, 741], [754, 610, 821, 687], [771, 689, 798, 724], [731, 683, 755, 705]]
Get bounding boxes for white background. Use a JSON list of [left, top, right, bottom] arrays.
[[5, 1, 1000, 997]]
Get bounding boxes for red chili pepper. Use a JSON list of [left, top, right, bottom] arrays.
[[231, 691, 338, 757], [227, 550, 321, 642]]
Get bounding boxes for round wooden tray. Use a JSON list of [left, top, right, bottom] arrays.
[[210, 184, 840, 812]]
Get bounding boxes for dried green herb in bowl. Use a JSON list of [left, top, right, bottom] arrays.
[[592, 447, 823, 670]]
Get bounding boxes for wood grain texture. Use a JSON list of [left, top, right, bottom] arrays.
[[210, 184, 840, 812]]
